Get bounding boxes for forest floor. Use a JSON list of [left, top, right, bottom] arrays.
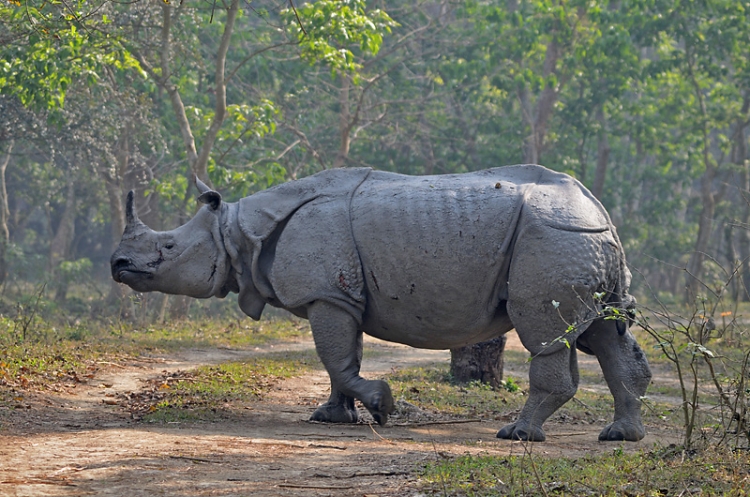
[[0, 331, 683, 497]]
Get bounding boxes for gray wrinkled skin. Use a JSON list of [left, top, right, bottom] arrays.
[[111, 165, 652, 442]]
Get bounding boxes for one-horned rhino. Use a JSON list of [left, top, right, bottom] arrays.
[[111, 165, 651, 442]]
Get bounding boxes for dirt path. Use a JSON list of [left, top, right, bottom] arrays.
[[0, 332, 681, 496]]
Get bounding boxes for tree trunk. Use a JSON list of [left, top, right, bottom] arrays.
[[685, 162, 716, 301], [521, 37, 561, 164], [734, 94, 750, 301], [449, 336, 507, 389], [0, 140, 13, 286], [724, 223, 740, 301], [169, 294, 193, 320], [684, 51, 716, 302], [333, 74, 352, 168], [157, 0, 239, 186], [738, 165, 750, 301], [592, 105, 610, 200], [103, 163, 134, 314], [49, 174, 77, 302], [192, 0, 239, 183]]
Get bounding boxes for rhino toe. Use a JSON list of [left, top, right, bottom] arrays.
[[496, 422, 546, 442], [365, 380, 394, 426], [310, 402, 359, 424], [598, 420, 645, 441]]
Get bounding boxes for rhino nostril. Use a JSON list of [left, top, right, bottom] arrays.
[[112, 257, 131, 269], [111, 257, 133, 281]]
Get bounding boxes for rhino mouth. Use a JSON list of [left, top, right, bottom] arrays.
[[115, 269, 152, 283], [111, 259, 152, 284]]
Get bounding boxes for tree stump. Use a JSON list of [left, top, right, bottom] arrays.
[[449, 335, 507, 389]]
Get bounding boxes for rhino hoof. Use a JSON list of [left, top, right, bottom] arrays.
[[366, 380, 394, 427], [598, 421, 645, 442], [310, 403, 359, 424], [496, 423, 546, 442]]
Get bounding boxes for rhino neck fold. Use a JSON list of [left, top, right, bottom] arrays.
[[219, 201, 272, 319], [206, 202, 236, 299]]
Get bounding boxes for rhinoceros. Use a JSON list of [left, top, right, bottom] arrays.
[[111, 165, 651, 442]]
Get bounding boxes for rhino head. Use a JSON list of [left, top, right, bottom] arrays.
[[110, 179, 232, 299]]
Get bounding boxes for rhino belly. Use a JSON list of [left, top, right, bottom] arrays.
[[350, 171, 520, 349]]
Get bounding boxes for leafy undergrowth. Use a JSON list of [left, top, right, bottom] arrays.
[[420, 446, 750, 496], [0, 342, 119, 406], [121, 350, 319, 423], [386, 363, 527, 420], [0, 315, 310, 405]]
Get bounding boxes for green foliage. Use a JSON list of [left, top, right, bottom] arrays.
[[283, 0, 397, 81], [57, 258, 92, 285], [501, 376, 520, 393], [421, 448, 750, 496], [1, 0, 750, 333], [0, 1, 141, 112]]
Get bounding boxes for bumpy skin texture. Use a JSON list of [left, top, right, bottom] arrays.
[[111, 165, 651, 441]]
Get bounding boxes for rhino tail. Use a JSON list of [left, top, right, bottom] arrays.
[[608, 225, 636, 336]]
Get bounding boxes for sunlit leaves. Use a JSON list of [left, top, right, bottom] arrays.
[[0, 0, 143, 112], [283, 0, 397, 82]]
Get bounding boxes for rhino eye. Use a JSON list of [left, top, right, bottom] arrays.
[[164, 243, 175, 250]]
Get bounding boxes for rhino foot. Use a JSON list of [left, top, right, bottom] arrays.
[[364, 380, 394, 426], [496, 422, 546, 442], [598, 420, 645, 442], [310, 402, 360, 424]]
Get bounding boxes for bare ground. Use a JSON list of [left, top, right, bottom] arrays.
[[0, 332, 682, 497]]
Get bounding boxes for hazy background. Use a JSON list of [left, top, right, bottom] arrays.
[[1, 0, 749, 319]]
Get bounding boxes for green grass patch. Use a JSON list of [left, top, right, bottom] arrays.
[[128, 349, 320, 423], [421, 447, 750, 496], [386, 363, 526, 419], [0, 341, 118, 396], [0, 314, 311, 398], [109, 316, 311, 352]]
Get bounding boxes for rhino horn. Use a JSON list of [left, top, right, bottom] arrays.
[[194, 174, 222, 210], [124, 190, 150, 235], [125, 190, 138, 225]]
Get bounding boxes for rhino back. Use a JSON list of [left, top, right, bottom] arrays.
[[350, 168, 526, 347], [522, 166, 611, 231], [349, 165, 611, 349]]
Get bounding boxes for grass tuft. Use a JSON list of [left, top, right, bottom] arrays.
[[421, 447, 750, 496], [122, 350, 320, 423], [0, 315, 311, 408], [386, 363, 527, 420]]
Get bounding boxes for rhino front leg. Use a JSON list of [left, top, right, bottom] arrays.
[[307, 301, 394, 426], [578, 319, 651, 441], [310, 386, 360, 423], [497, 345, 579, 441], [310, 330, 362, 423]]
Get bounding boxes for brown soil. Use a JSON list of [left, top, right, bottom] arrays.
[[0, 332, 681, 496]]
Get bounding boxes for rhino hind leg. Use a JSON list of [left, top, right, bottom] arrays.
[[307, 301, 394, 426], [578, 319, 651, 441], [500, 225, 614, 441], [496, 343, 580, 442]]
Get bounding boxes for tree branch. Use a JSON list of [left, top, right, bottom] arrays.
[[194, 0, 240, 185]]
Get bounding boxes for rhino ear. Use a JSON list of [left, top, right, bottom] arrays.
[[194, 175, 222, 211]]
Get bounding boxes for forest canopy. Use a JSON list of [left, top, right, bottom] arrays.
[[1, 0, 750, 313]]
